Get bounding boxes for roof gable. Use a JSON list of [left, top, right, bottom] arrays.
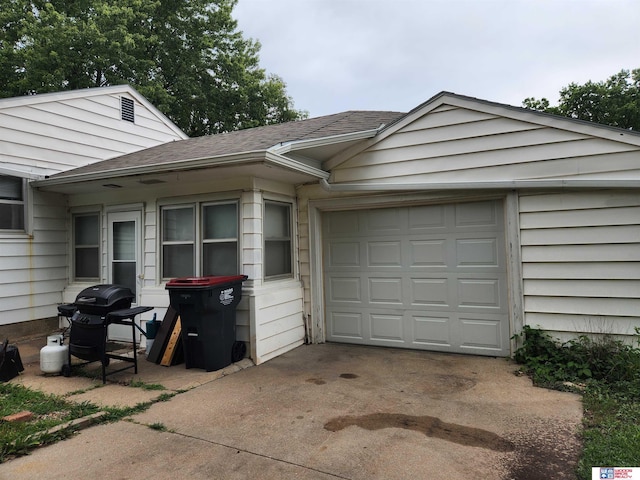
[[327, 92, 640, 187], [0, 85, 187, 177]]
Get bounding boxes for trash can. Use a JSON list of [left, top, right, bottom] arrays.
[[166, 275, 248, 372]]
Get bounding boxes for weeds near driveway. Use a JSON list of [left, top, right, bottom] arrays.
[[0, 383, 99, 463], [0, 378, 175, 463], [513, 326, 640, 479]]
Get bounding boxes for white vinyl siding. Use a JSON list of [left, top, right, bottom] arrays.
[[0, 87, 186, 177], [331, 103, 640, 185], [520, 191, 640, 337], [0, 190, 67, 326], [250, 283, 305, 364]]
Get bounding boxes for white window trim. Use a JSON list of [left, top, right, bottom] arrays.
[[70, 206, 103, 284], [0, 176, 30, 236], [158, 194, 242, 281], [263, 197, 296, 281]]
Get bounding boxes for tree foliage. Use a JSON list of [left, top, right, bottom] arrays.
[[0, 0, 306, 136], [523, 68, 640, 131]]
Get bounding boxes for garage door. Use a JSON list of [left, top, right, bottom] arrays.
[[323, 200, 509, 356]]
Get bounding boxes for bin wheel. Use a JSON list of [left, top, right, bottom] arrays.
[[102, 357, 110, 367], [231, 341, 246, 363], [62, 364, 71, 377]]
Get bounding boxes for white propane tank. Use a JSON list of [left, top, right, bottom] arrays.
[[40, 334, 69, 374]]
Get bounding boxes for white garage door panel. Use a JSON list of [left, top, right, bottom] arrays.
[[324, 200, 509, 356]]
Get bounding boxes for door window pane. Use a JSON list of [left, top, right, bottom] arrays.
[[113, 221, 135, 260], [113, 262, 136, 293]]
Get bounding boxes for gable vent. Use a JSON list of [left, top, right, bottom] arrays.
[[121, 97, 135, 123]]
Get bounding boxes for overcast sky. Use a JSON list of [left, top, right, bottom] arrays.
[[233, 0, 640, 118]]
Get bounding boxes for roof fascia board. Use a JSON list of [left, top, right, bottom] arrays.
[[264, 151, 330, 179], [0, 166, 45, 180], [320, 178, 640, 192], [443, 94, 640, 147], [33, 150, 267, 187], [33, 149, 329, 188], [270, 128, 381, 155], [0, 85, 134, 109]]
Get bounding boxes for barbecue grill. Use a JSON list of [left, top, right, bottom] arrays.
[[57, 284, 153, 383]]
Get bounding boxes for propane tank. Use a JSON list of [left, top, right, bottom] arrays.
[[40, 334, 69, 374]]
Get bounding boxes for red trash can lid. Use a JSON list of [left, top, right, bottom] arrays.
[[166, 275, 248, 288]]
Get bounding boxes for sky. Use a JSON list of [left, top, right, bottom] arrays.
[[232, 0, 640, 118]]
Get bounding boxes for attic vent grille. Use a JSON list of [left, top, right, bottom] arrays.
[[121, 97, 135, 123]]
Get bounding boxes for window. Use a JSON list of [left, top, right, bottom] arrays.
[[0, 175, 25, 230], [161, 201, 238, 279], [202, 202, 238, 276], [73, 213, 100, 280], [162, 205, 195, 278], [264, 201, 292, 278]]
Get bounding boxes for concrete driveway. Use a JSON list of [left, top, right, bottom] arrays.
[[1, 343, 582, 480]]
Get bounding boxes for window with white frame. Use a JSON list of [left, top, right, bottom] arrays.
[[161, 205, 195, 278], [73, 213, 100, 280], [161, 201, 239, 279], [0, 175, 25, 230], [264, 201, 292, 278]]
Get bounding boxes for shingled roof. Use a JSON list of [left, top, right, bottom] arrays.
[[47, 110, 405, 179]]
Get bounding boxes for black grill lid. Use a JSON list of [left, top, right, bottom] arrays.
[[75, 284, 135, 309]]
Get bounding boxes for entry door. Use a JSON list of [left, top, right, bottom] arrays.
[[107, 210, 142, 342]]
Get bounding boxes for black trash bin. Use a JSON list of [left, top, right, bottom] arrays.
[[166, 275, 248, 372]]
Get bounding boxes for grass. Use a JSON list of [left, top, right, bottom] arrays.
[[0, 382, 100, 463], [513, 326, 640, 479], [0, 368, 174, 463]]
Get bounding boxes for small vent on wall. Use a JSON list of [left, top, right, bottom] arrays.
[[121, 97, 135, 123]]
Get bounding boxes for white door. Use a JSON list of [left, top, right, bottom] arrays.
[[107, 210, 142, 342], [323, 200, 509, 356]]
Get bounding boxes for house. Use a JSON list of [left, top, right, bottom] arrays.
[[26, 91, 640, 364], [0, 85, 187, 338]]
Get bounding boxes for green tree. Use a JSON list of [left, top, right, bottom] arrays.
[[523, 68, 640, 131], [0, 0, 306, 136]]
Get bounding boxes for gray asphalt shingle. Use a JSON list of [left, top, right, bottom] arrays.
[[48, 110, 405, 178]]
